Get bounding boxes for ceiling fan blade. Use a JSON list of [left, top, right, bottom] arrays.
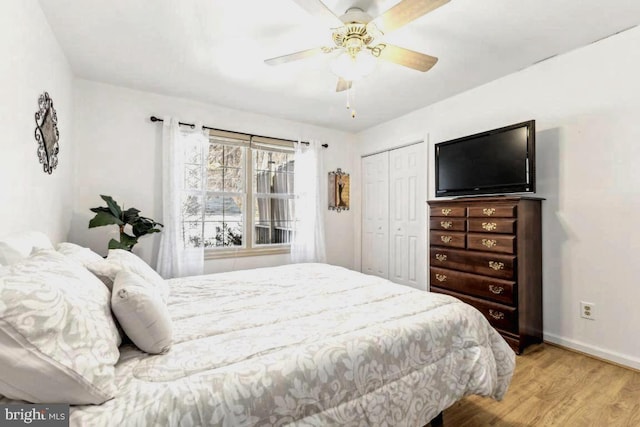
[[377, 44, 438, 72], [265, 47, 324, 65], [336, 78, 352, 92], [372, 0, 450, 33], [291, 0, 344, 28]]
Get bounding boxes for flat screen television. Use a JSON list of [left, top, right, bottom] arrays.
[[435, 120, 536, 197]]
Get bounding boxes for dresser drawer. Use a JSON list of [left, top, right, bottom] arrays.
[[430, 267, 515, 305], [500, 333, 522, 354], [430, 286, 517, 333], [430, 231, 466, 249], [467, 218, 516, 234], [468, 204, 517, 218], [430, 206, 466, 218], [467, 233, 515, 254], [429, 247, 515, 279], [430, 218, 466, 231]]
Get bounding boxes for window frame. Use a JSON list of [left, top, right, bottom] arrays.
[[202, 132, 295, 259]]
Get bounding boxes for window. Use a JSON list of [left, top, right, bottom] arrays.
[[181, 130, 295, 257], [253, 143, 295, 246]]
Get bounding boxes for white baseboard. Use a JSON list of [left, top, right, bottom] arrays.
[[544, 332, 640, 371]]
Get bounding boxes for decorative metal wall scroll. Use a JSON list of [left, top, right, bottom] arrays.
[[328, 168, 350, 212], [34, 92, 59, 174]]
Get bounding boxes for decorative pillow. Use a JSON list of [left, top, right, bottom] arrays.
[[88, 250, 169, 302], [0, 249, 121, 404], [56, 242, 114, 289], [0, 231, 53, 265], [111, 270, 173, 354], [56, 242, 104, 265]]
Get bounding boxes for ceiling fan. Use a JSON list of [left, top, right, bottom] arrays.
[[265, 0, 450, 116]]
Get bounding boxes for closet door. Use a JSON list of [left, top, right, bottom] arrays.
[[361, 151, 389, 279], [389, 143, 426, 289]]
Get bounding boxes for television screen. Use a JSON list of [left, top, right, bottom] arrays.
[[435, 120, 535, 197]]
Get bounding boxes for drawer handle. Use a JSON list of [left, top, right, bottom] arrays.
[[440, 221, 452, 229], [435, 254, 447, 262], [489, 309, 505, 320], [483, 208, 496, 216], [489, 285, 504, 295], [435, 274, 447, 282], [482, 222, 497, 231], [441, 235, 453, 244], [482, 238, 497, 248], [489, 261, 504, 270], [441, 208, 452, 216]]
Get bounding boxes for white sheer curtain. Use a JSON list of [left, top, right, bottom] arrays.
[[292, 140, 327, 263], [157, 117, 207, 278]]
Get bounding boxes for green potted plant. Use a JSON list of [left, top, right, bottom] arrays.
[[89, 195, 163, 251]]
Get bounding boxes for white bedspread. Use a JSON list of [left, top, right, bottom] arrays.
[[68, 263, 515, 426]]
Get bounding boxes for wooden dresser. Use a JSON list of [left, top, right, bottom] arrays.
[[427, 196, 542, 354]]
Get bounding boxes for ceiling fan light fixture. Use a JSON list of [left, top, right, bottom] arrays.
[[329, 50, 376, 81], [264, 0, 451, 118]]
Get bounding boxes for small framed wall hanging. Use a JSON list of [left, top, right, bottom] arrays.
[[34, 91, 59, 174], [328, 168, 350, 212]]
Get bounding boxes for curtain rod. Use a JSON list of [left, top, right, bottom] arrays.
[[149, 116, 328, 148]]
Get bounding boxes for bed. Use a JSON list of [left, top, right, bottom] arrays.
[[0, 236, 515, 426]]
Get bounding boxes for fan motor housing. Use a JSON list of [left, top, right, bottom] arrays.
[[332, 8, 378, 53], [332, 23, 373, 49]]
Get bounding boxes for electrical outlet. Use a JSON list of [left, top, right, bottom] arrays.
[[580, 301, 595, 320]]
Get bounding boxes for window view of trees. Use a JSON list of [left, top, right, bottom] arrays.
[[181, 138, 295, 250]]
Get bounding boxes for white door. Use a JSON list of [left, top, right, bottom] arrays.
[[389, 143, 426, 289], [361, 151, 389, 279]]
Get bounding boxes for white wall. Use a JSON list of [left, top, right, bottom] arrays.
[[0, 0, 74, 243], [354, 27, 640, 368], [72, 80, 355, 272]]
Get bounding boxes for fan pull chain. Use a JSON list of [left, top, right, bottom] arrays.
[[346, 84, 356, 119], [346, 86, 351, 110]]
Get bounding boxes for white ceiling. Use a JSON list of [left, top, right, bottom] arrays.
[[38, 0, 640, 132]]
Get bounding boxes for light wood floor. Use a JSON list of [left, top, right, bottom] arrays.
[[443, 343, 640, 426]]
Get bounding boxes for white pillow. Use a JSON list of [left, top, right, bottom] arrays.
[[112, 270, 173, 354], [56, 242, 114, 289], [0, 249, 121, 404], [88, 250, 169, 302], [0, 231, 53, 265], [56, 242, 104, 265]]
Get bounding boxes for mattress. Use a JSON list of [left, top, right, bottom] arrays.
[[66, 263, 514, 426]]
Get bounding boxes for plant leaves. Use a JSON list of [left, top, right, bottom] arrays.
[[108, 238, 131, 251], [119, 233, 138, 248], [122, 207, 141, 225], [100, 195, 122, 219], [140, 216, 163, 228], [89, 211, 123, 228], [89, 195, 162, 251], [90, 207, 111, 214], [132, 216, 163, 237]]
